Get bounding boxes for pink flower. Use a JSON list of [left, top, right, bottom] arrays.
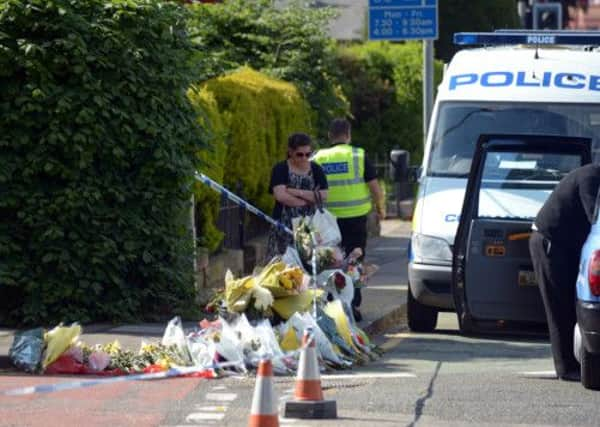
[[334, 272, 346, 290], [88, 351, 111, 371]]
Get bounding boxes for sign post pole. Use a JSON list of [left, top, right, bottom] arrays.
[[423, 39, 434, 148], [368, 0, 438, 150]]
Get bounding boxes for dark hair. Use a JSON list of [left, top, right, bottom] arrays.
[[288, 132, 312, 150], [329, 118, 351, 139]]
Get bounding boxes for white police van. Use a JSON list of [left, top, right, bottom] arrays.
[[408, 31, 600, 332]]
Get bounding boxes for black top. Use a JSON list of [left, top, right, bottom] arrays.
[[268, 161, 329, 220], [364, 155, 378, 182], [330, 142, 378, 182], [535, 164, 600, 251]]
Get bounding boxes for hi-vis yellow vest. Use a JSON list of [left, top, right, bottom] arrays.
[[313, 144, 372, 218]]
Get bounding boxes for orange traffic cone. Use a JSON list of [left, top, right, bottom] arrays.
[[294, 327, 324, 401], [284, 327, 337, 419], [248, 359, 279, 427]]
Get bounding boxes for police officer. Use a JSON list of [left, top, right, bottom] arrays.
[[530, 163, 600, 381], [313, 118, 385, 321]]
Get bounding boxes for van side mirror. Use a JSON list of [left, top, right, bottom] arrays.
[[390, 149, 421, 183], [407, 165, 422, 183], [390, 149, 409, 182], [389, 149, 417, 219]]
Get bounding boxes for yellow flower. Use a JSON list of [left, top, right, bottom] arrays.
[[157, 358, 170, 369], [141, 343, 158, 353]]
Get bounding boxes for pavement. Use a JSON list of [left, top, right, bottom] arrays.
[[0, 218, 411, 370], [361, 219, 410, 336]]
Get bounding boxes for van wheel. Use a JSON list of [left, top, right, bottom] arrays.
[[457, 311, 475, 336], [581, 347, 600, 390], [407, 285, 438, 332]]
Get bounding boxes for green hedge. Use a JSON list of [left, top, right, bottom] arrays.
[[336, 42, 443, 166], [190, 67, 313, 251], [0, 0, 203, 325], [187, 87, 227, 252]]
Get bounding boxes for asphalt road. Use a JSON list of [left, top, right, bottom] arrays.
[[157, 313, 600, 427], [4, 220, 600, 426], [3, 312, 600, 426]]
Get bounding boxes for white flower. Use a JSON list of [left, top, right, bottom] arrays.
[[252, 286, 274, 311]]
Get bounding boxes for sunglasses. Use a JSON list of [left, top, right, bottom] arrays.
[[294, 151, 313, 158]]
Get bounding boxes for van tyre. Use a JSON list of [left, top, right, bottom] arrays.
[[581, 347, 600, 390], [457, 311, 475, 336], [407, 285, 438, 332]]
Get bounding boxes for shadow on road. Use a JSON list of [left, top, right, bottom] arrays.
[[434, 327, 549, 343], [381, 333, 551, 363], [356, 361, 412, 371]]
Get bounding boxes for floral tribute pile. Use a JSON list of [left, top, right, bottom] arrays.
[[9, 214, 380, 377]]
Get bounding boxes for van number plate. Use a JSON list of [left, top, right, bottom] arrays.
[[518, 270, 537, 287], [485, 245, 505, 256]]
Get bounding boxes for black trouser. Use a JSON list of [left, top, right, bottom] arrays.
[[337, 215, 368, 309], [529, 231, 580, 377]]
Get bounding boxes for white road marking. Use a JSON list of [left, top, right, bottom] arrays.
[[178, 388, 234, 426], [193, 405, 228, 412], [280, 417, 314, 426], [204, 392, 238, 402], [322, 372, 415, 380], [211, 385, 227, 391], [186, 412, 225, 422], [366, 285, 408, 291], [225, 375, 247, 380], [519, 370, 557, 378], [279, 387, 294, 400]]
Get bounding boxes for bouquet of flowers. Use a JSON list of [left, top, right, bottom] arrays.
[[255, 260, 303, 298], [224, 271, 256, 313], [316, 246, 344, 272], [275, 266, 305, 295], [293, 217, 317, 263], [223, 270, 274, 318], [138, 342, 192, 369], [342, 248, 378, 289], [293, 217, 345, 273]]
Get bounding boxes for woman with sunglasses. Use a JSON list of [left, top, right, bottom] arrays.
[[266, 132, 328, 258]]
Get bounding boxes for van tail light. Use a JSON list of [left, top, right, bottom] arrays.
[[588, 250, 600, 296]]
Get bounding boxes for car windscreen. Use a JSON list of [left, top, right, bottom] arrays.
[[477, 150, 583, 220], [428, 102, 600, 177]]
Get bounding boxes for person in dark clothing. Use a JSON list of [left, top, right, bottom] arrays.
[[266, 133, 328, 259], [530, 163, 600, 381]]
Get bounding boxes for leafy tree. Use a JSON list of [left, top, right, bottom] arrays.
[[0, 0, 203, 325], [436, 0, 520, 62], [336, 42, 443, 165], [187, 0, 348, 140]]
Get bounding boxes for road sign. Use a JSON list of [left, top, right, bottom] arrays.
[[369, 0, 436, 6], [368, 0, 438, 41]]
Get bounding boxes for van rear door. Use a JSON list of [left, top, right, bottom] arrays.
[[452, 134, 591, 334]]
